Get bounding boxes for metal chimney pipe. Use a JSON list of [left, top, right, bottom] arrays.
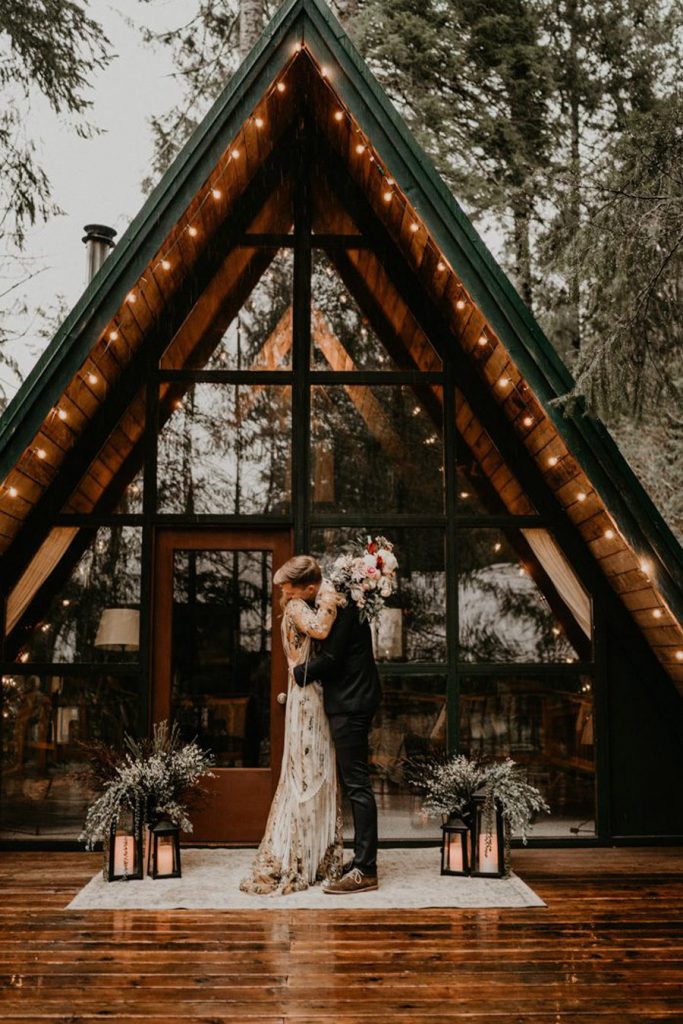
[[82, 224, 117, 284]]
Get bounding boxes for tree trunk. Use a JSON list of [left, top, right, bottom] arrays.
[[512, 197, 534, 310], [240, 0, 265, 59]]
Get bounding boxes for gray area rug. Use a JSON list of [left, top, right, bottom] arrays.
[[67, 847, 545, 910]]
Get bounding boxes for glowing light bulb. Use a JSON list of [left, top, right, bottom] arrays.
[[334, 110, 344, 122], [604, 528, 615, 539], [548, 456, 558, 467], [412, 405, 421, 416], [58, 409, 67, 421], [36, 448, 46, 460], [459, 491, 470, 499], [456, 298, 466, 310], [8, 486, 17, 497], [552, 626, 561, 636], [387, 178, 395, 185], [109, 330, 118, 341], [231, 149, 240, 159], [174, 399, 183, 410], [653, 609, 662, 618], [410, 222, 419, 233], [292, 42, 301, 53], [498, 377, 510, 387], [254, 117, 264, 128], [160, 260, 171, 272], [88, 372, 98, 385], [494, 542, 502, 552], [676, 650, 683, 661], [523, 415, 534, 427], [355, 143, 365, 154], [188, 225, 198, 237], [276, 81, 286, 93], [211, 188, 222, 200], [321, 66, 329, 77], [437, 262, 446, 272], [62, 599, 70, 607], [477, 335, 487, 346], [577, 491, 587, 502], [19, 651, 29, 663], [126, 291, 136, 303], [640, 559, 651, 575], [383, 191, 392, 203]]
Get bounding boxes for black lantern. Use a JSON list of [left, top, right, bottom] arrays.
[[440, 816, 471, 876], [104, 813, 143, 882], [147, 819, 182, 879], [470, 787, 505, 877]]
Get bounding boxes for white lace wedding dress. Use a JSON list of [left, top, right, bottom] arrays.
[[240, 580, 345, 895]]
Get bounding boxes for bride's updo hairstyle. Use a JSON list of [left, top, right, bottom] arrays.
[[273, 555, 322, 587]]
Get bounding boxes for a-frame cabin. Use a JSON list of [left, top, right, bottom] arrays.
[[1, 0, 682, 846]]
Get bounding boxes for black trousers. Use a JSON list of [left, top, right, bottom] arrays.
[[328, 711, 378, 875]]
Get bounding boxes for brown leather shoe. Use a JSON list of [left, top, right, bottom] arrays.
[[323, 868, 378, 894]]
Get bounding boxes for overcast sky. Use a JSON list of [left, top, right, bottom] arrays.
[[2, 1, 190, 395]]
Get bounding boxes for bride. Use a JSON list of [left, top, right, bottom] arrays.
[[240, 555, 345, 895]]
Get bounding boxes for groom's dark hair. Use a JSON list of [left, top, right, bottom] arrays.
[[273, 555, 322, 587]]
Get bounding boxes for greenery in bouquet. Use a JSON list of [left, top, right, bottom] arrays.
[[329, 535, 399, 622], [78, 720, 215, 849], [408, 753, 550, 845]]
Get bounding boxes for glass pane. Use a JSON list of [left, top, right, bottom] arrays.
[[311, 252, 440, 371], [459, 673, 596, 837], [368, 674, 448, 840], [457, 528, 590, 663], [310, 527, 447, 663], [0, 671, 143, 840], [455, 392, 536, 516], [205, 250, 293, 370], [157, 383, 291, 514], [310, 385, 444, 513], [11, 526, 142, 664], [170, 549, 272, 768]]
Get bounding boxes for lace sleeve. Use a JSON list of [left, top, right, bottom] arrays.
[[287, 596, 338, 640]]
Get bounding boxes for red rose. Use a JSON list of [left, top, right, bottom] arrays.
[[367, 542, 377, 554], [376, 555, 384, 570]]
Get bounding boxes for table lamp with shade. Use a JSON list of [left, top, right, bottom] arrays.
[[94, 608, 140, 655]]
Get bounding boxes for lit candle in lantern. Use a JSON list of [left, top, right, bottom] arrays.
[[448, 835, 464, 873], [477, 830, 499, 874], [156, 842, 175, 877]]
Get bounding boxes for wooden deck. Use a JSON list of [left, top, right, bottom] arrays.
[[0, 847, 681, 1022]]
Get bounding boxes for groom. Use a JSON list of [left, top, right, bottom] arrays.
[[293, 564, 382, 894]]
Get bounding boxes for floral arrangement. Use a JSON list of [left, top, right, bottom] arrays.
[[329, 535, 399, 622], [409, 753, 550, 845], [78, 720, 215, 849]]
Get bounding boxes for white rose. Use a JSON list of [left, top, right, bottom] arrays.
[[362, 552, 378, 569], [378, 549, 397, 572]]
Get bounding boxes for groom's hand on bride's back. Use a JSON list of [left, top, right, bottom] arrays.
[[293, 664, 308, 687]]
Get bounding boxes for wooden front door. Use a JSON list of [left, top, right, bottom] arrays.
[[152, 529, 291, 842]]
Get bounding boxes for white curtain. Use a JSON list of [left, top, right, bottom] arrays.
[[5, 527, 79, 633], [521, 528, 592, 638]]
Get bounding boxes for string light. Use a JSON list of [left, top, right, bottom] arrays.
[[126, 291, 136, 303], [334, 110, 344, 122], [437, 261, 446, 272], [522, 415, 534, 427], [321, 67, 329, 78], [57, 408, 67, 421], [36, 448, 46, 460], [211, 188, 222, 200], [87, 372, 98, 385], [477, 335, 487, 347], [548, 455, 559, 467], [231, 149, 240, 159], [188, 225, 198, 237], [161, 259, 171, 271], [493, 542, 502, 552], [459, 491, 470, 499], [355, 143, 365, 154], [676, 651, 683, 661], [8, 486, 18, 498], [498, 376, 510, 388], [387, 178, 395, 185], [410, 222, 419, 233], [456, 297, 466, 310], [640, 559, 652, 575], [109, 329, 119, 341], [276, 81, 286, 93], [577, 491, 587, 502], [604, 528, 615, 539], [653, 609, 663, 619], [383, 190, 392, 203]]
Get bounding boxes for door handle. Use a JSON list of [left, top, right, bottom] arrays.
[[277, 692, 287, 705]]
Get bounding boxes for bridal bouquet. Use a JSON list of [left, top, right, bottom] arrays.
[[329, 535, 399, 622]]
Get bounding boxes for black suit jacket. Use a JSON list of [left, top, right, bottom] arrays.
[[294, 601, 381, 716]]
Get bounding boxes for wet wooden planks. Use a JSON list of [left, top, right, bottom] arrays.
[[0, 847, 681, 1021]]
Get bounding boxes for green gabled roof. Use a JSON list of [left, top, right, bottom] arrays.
[[1, 0, 682, 627]]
